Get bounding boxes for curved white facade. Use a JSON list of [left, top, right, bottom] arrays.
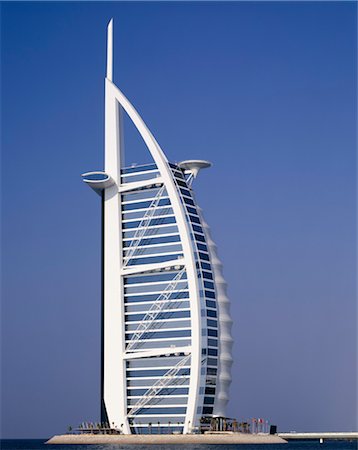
[[83, 20, 233, 434]]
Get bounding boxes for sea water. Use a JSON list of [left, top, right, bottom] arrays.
[[1, 439, 357, 450]]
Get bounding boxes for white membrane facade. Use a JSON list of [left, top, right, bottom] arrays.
[[82, 20, 233, 435]]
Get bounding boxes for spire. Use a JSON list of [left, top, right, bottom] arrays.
[[106, 18, 113, 81]]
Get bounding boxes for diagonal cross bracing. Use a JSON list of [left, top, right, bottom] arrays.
[[127, 353, 191, 417], [125, 267, 187, 352], [123, 184, 166, 266]]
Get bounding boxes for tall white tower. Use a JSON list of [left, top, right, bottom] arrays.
[[82, 20, 233, 435]]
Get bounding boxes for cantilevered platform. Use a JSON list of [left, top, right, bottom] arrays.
[[46, 433, 287, 445]]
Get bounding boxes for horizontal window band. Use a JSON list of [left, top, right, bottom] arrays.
[[125, 310, 191, 321], [122, 206, 174, 220], [127, 408, 187, 415], [125, 330, 192, 340], [123, 216, 177, 229], [123, 234, 180, 245], [124, 248, 184, 260], [126, 375, 190, 381], [127, 388, 189, 396], [124, 271, 187, 286], [126, 254, 184, 266], [121, 170, 160, 181], [123, 226, 179, 240], [123, 235, 181, 248], [122, 198, 171, 211], [122, 212, 175, 224], [126, 368, 190, 378], [125, 336, 192, 343], [125, 296, 190, 306], [121, 163, 158, 175], [122, 223, 180, 235]]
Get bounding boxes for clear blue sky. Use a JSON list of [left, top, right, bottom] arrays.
[[1, 1, 356, 438]]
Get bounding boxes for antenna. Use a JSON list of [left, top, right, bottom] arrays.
[[106, 18, 113, 81]]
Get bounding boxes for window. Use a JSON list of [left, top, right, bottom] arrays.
[[205, 290, 215, 299], [202, 271, 213, 280], [125, 270, 185, 285], [121, 163, 157, 174], [186, 206, 198, 215], [207, 310, 217, 318], [189, 215, 201, 224], [123, 234, 181, 248], [124, 244, 183, 258], [204, 396, 215, 404], [121, 171, 160, 183], [204, 281, 215, 290], [125, 310, 191, 322], [207, 358, 218, 366], [180, 188, 191, 197], [194, 233, 205, 242], [183, 197, 195, 206], [122, 198, 171, 211], [127, 368, 189, 378], [125, 291, 189, 304], [207, 338, 218, 347], [176, 179, 188, 188], [127, 254, 184, 266], [205, 300, 216, 309], [202, 407, 213, 415], [199, 252, 210, 261], [207, 367, 217, 375], [201, 262, 211, 271], [208, 329, 218, 337], [205, 387, 216, 395], [126, 329, 192, 340], [192, 224, 203, 233], [208, 348, 218, 356], [197, 243, 208, 252], [207, 319, 217, 328]]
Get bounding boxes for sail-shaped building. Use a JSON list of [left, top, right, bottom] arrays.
[[82, 20, 233, 435]]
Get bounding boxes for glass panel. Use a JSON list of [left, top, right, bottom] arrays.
[[123, 224, 178, 239], [125, 270, 186, 285], [122, 198, 171, 211], [125, 292, 189, 305], [126, 368, 189, 378], [205, 300, 216, 309], [204, 281, 215, 290], [121, 163, 157, 174], [126, 253, 183, 266], [124, 244, 183, 258], [125, 310, 190, 322], [123, 216, 176, 229], [127, 387, 189, 396], [205, 290, 215, 299], [126, 329, 192, 340], [123, 207, 174, 221], [126, 319, 191, 331], [121, 171, 160, 183]]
